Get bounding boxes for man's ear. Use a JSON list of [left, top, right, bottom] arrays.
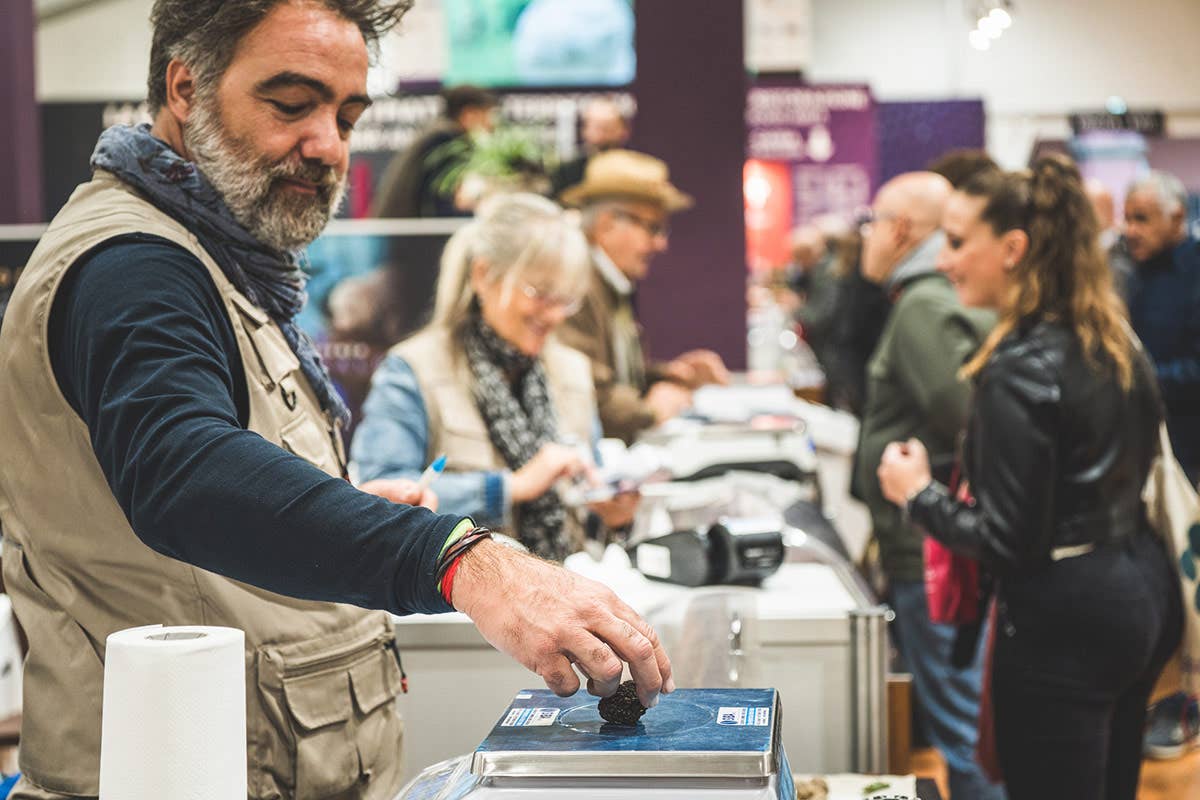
[[1171, 206, 1187, 233], [593, 207, 621, 239], [163, 59, 199, 124], [893, 214, 913, 247]]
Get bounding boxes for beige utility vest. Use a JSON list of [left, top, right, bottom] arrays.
[[394, 327, 596, 550], [0, 172, 404, 800]]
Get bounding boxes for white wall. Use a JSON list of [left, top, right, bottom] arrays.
[[35, 0, 1200, 165], [811, 0, 1200, 113], [808, 0, 1200, 166], [36, 0, 153, 102]]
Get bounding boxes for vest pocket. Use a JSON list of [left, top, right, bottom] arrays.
[[256, 621, 404, 800], [283, 671, 360, 797]]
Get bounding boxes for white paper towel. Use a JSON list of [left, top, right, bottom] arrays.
[[99, 625, 246, 800]]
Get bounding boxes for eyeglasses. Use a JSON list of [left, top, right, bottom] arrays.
[[858, 210, 898, 239], [520, 283, 583, 316], [611, 208, 671, 239]]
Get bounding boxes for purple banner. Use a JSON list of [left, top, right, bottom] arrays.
[[877, 99, 985, 184], [745, 83, 877, 223]]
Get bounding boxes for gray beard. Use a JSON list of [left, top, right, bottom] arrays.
[[183, 95, 347, 252]]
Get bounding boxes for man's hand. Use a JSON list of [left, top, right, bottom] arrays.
[[588, 491, 639, 529], [645, 381, 693, 425], [358, 479, 438, 511], [666, 349, 731, 388], [451, 539, 675, 706]]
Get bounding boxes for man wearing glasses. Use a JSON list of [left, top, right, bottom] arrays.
[[559, 150, 729, 443]]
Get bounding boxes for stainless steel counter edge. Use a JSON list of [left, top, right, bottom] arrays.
[[469, 749, 777, 780]]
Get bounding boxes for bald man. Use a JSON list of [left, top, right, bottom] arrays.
[[551, 98, 631, 197], [853, 173, 1003, 799]]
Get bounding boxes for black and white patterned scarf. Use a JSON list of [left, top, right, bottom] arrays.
[[463, 316, 569, 560]]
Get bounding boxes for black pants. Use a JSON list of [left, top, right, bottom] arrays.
[[992, 531, 1182, 800]]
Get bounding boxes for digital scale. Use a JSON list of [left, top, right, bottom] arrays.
[[397, 687, 796, 799]]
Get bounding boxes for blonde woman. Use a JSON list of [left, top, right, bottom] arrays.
[[352, 193, 635, 560]]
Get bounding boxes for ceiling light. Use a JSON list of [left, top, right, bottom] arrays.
[[978, 15, 1003, 38], [989, 8, 1012, 28], [969, 29, 991, 50]]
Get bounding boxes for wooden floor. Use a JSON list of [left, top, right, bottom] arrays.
[[911, 747, 1200, 799]]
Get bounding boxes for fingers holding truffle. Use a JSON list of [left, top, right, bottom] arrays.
[[538, 654, 582, 697], [591, 611, 669, 707], [570, 641, 623, 698]]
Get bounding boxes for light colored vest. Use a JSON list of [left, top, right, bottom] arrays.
[[0, 172, 403, 800], [393, 327, 596, 549]]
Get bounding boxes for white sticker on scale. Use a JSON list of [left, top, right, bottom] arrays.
[[501, 707, 561, 727], [717, 706, 772, 726], [527, 708, 560, 726], [717, 706, 747, 725]]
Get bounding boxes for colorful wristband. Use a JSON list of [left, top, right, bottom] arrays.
[[435, 523, 492, 600]]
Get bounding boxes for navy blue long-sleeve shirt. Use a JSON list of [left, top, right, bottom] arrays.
[[1127, 237, 1200, 475], [47, 234, 461, 616]]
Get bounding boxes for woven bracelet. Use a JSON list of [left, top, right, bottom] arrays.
[[436, 527, 494, 585]]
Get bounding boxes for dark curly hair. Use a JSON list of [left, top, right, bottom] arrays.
[[926, 148, 999, 189], [147, 0, 413, 112]]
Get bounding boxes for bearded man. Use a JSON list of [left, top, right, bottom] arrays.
[[0, 2, 673, 798]]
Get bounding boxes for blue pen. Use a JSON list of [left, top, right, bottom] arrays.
[[416, 454, 447, 491]]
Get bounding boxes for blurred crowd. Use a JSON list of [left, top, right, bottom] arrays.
[[355, 142, 729, 559], [752, 146, 1199, 800], [352, 90, 1200, 798]]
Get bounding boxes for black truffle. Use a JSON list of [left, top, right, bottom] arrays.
[[597, 680, 647, 726]]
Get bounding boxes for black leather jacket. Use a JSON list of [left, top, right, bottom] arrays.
[[909, 318, 1163, 577]]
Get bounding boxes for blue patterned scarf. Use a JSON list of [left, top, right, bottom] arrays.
[[91, 123, 350, 427]]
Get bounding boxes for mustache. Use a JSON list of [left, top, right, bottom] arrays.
[[268, 159, 341, 194]]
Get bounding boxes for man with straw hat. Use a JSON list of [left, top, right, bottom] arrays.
[[559, 149, 729, 443]]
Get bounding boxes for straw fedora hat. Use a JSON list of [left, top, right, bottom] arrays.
[[559, 150, 694, 212]]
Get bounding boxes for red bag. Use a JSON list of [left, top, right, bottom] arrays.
[[924, 538, 981, 624], [922, 473, 981, 625]]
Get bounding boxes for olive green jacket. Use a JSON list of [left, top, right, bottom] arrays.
[[853, 245, 995, 583]]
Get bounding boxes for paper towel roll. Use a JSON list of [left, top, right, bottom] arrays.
[[99, 625, 246, 800]]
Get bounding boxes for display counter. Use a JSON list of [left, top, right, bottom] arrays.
[[393, 542, 887, 784]]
